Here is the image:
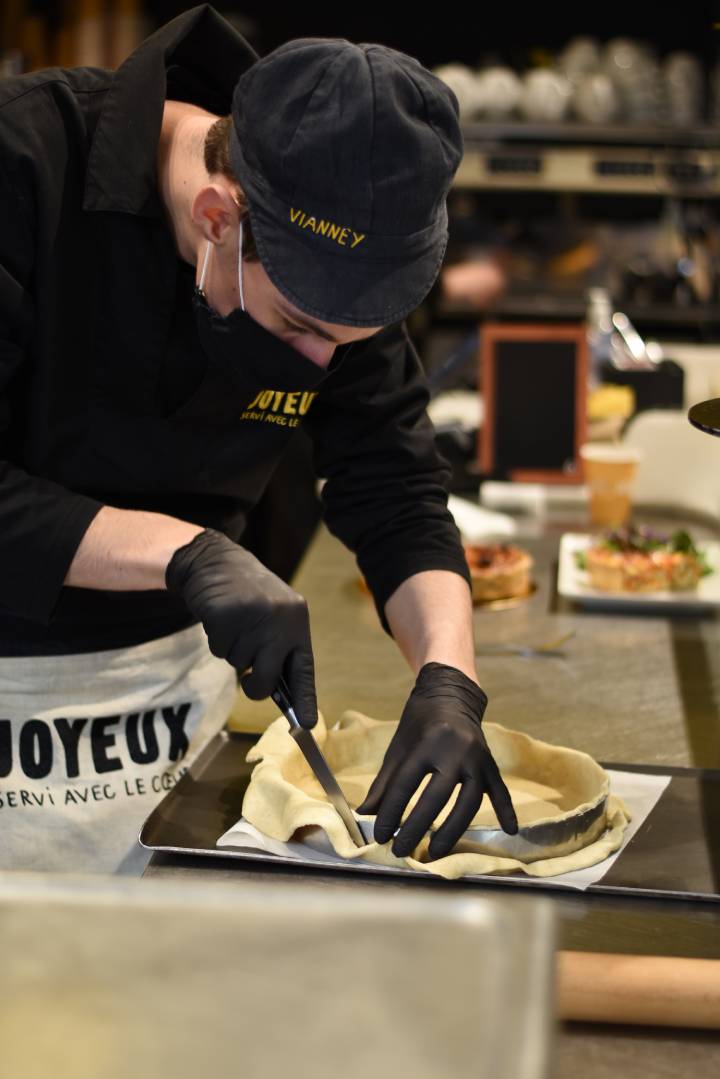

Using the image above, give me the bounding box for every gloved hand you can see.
[356,661,518,860]
[165,528,317,728]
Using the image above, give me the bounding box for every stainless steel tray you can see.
[0,873,555,1079]
[140,728,720,901]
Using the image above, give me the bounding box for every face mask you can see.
[191,218,336,396]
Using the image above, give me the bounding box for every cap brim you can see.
[244,192,448,329]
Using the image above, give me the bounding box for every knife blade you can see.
[271,677,367,849]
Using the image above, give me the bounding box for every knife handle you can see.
[271,681,302,731]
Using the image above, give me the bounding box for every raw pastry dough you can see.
[240,711,631,881]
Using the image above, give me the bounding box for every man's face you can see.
[241,254,386,368]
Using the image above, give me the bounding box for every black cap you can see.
[228,38,463,327]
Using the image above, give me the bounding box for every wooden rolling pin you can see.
[557,951,720,1029]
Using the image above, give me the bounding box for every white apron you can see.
[0,622,237,876]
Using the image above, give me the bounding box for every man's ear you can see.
[192,184,239,245]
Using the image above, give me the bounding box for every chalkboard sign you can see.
[478,322,588,483]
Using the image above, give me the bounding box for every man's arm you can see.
[384,569,477,684]
[65,507,320,727]
[65,505,204,590]
[0,161,106,623]
[308,321,517,857]
[305,320,472,635]
[359,568,519,858]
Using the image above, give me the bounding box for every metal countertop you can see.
[145,510,720,1077]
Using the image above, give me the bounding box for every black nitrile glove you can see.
[165,528,317,728]
[356,661,518,860]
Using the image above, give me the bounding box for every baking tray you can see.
[140,729,720,902]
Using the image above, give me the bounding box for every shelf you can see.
[460,120,720,149]
[434,296,720,329]
[454,123,720,196]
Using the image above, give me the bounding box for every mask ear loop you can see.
[197,198,244,306]
[198,240,212,295]
[237,216,246,312]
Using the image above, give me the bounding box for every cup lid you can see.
[579,442,643,463]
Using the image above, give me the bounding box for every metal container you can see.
[459,792,608,862]
[0,871,556,1079]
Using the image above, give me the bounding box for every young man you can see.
[0,4,516,874]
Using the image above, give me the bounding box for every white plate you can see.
[557,532,720,611]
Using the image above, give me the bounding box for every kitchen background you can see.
[4,2,720,516]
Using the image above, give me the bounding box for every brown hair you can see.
[204,115,259,262]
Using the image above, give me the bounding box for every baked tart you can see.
[464,543,534,602]
[576,525,711,593]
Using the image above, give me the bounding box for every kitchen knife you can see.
[271,676,367,848]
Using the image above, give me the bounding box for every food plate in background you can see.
[558,533,720,611]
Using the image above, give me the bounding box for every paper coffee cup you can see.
[579,443,644,527]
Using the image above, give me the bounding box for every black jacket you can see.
[0,4,469,654]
